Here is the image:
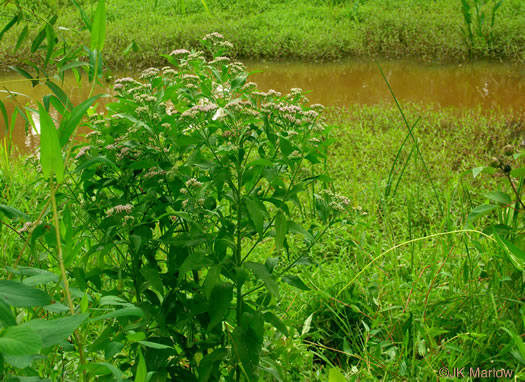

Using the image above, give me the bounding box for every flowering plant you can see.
[73,33,348,380]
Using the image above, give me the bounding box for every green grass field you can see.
[1,0,524,68]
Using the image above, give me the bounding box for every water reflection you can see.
[1,59,524,152]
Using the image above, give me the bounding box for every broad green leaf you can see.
[0,326,41,355]
[485,191,512,205]
[134,349,147,382]
[245,197,267,237]
[328,367,346,382]
[22,273,59,286]
[274,212,287,252]
[467,204,498,223]
[178,252,213,283]
[0,281,51,307]
[0,300,15,327]
[244,262,279,298]
[510,167,525,178]
[288,221,314,241]
[91,0,106,52]
[0,204,29,220]
[281,274,309,291]
[140,268,164,294]
[207,282,233,330]
[89,307,144,323]
[38,103,64,183]
[198,348,228,382]
[21,314,88,348]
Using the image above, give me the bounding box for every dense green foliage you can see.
[0,0,524,380]
[1,0,525,68]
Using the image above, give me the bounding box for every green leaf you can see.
[140,268,164,294]
[495,234,525,271]
[44,24,55,69]
[137,341,172,350]
[274,212,287,252]
[71,0,92,30]
[467,204,498,223]
[46,81,71,111]
[74,156,119,173]
[89,307,144,323]
[38,103,64,183]
[263,312,288,335]
[0,14,20,40]
[328,367,346,382]
[123,40,139,56]
[244,262,279,298]
[485,191,512,205]
[245,197,267,237]
[0,326,41,356]
[287,221,314,242]
[21,314,88,348]
[207,282,233,331]
[13,25,28,53]
[301,313,313,336]
[0,281,52,307]
[0,300,16,327]
[91,0,106,52]
[510,167,525,178]
[59,95,101,147]
[0,204,29,220]
[230,74,247,90]
[281,274,309,291]
[134,349,147,382]
[9,66,38,87]
[198,348,228,382]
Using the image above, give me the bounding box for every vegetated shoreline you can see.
[0,0,524,69]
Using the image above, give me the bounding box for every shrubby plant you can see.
[72,33,348,380]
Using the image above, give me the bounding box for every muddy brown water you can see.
[1,59,524,152]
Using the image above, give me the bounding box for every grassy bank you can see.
[1,0,525,69]
[2,103,524,379]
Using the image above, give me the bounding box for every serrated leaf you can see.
[263,312,288,335]
[0,326,41,355]
[0,281,51,307]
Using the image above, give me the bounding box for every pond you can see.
[1,59,525,152]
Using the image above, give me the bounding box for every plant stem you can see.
[50,181,88,382]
